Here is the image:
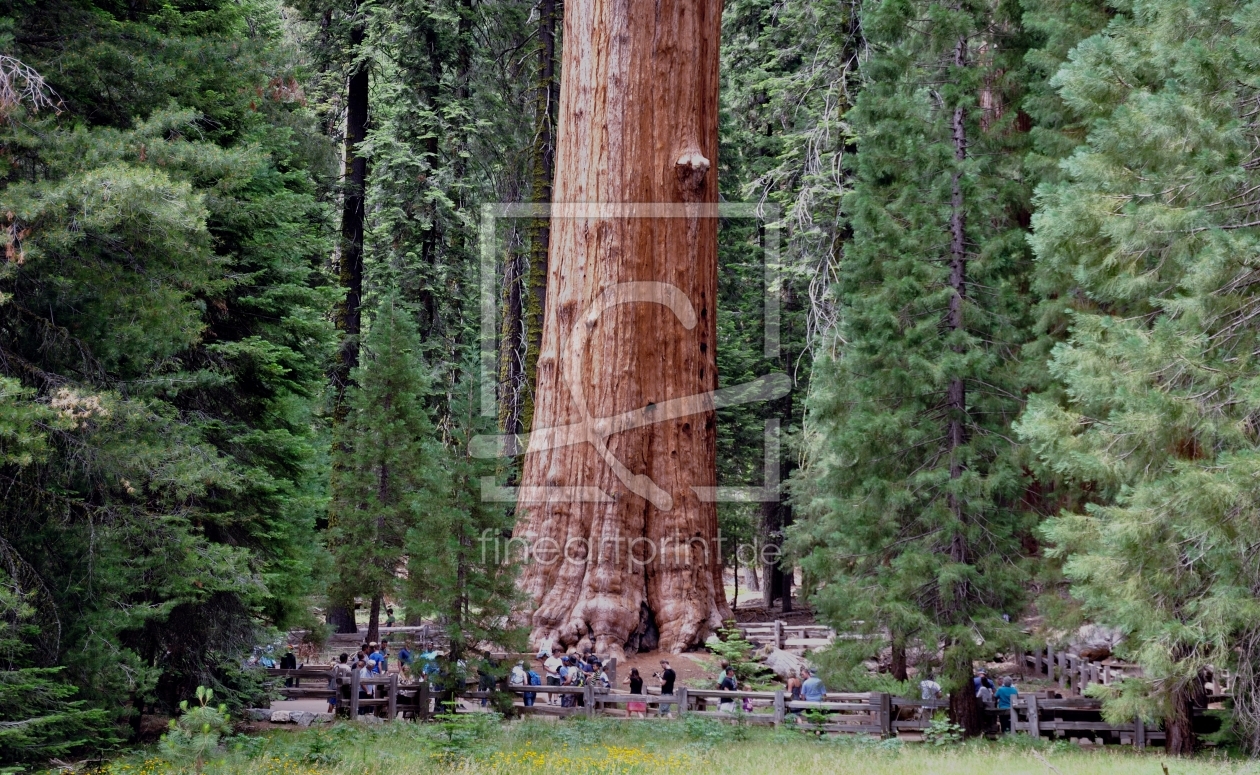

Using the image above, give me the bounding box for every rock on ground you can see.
[761,648,808,679]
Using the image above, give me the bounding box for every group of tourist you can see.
[323,639,401,714]
[531,648,616,708]
[919,668,1021,732]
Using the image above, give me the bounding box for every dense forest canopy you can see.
[1,0,1259,764]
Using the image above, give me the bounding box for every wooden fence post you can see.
[607,657,617,689]
[878,692,892,738]
[1135,716,1146,750]
[419,682,431,721]
[676,687,688,718]
[349,669,360,718]
[773,689,785,726]
[388,674,398,720]
[1057,652,1067,693]
[1027,695,1040,739]
[774,620,784,650]
[1009,704,1018,735]
[584,684,595,718]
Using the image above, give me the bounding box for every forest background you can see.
[2,0,1259,765]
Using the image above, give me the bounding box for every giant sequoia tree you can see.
[513,0,730,655]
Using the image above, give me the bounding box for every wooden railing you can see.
[265,666,1187,748]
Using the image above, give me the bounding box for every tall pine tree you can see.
[1016,0,1260,753]
[329,297,441,644]
[795,0,1038,733]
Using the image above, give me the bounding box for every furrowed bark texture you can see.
[514,0,729,657]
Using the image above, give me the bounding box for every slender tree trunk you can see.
[332,5,369,420]
[761,457,795,612]
[944,31,982,738]
[327,2,370,635]
[499,243,526,435]
[514,0,729,656]
[743,565,759,592]
[946,29,967,548]
[520,0,560,434]
[367,595,381,645]
[890,638,908,682]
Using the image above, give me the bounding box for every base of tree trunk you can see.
[948,656,982,737]
[326,604,358,635]
[1166,684,1196,755]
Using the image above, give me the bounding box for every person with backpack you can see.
[569,656,587,707]
[327,653,351,714]
[525,663,542,707]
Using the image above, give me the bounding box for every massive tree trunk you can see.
[513,0,729,657]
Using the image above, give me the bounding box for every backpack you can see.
[528,670,541,686]
[571,668,586,687]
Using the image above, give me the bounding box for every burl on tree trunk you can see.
[513,0,729,657]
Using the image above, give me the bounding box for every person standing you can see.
[280,645,297,687]
[718,667,738,713]
[397,642,412,678]
[525,663,540,707]
[918,672,943,723]
[544,650,563,705]
[973,669,995,696]
[327,653,351,714]
[657,660,677,718]
[624,668,647,718]
[357,659,373,714]
[378,641,391,673]
[509,661,527,709]
[996,677,1019,732]
[385,607,396,628]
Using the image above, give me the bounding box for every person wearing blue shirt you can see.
[995,677,1019,732]
[801,668,827,702]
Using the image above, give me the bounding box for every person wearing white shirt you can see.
[543,651,563,704]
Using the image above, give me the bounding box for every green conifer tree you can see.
[1015,0,1260,753]
[794,0,1038,733]
[329,297,441,643]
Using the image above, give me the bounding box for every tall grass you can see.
[100,715,1255,775]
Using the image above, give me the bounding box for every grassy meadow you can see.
[95,715,1260,775]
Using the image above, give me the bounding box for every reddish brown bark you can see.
[513,0,729,657]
